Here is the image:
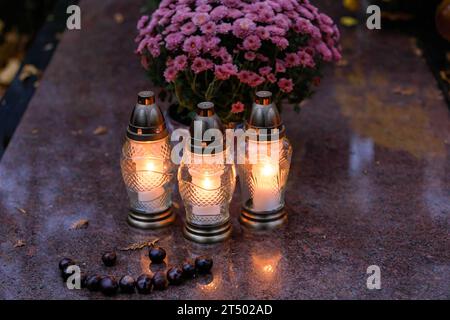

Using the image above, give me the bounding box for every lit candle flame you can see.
[262,264,274,274]
[145,161,156,171]
[261,162,276,177]
[202,177,213,189]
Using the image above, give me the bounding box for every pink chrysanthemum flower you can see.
[217,23,232,34]
[278,78,294,93]
[173,55,188,71]
[285,52,301,68]
[231,101,245,113]
[244,51,256,61]
[266,73,277,84]
[180,22,196,35]
[191,57,213,74]
[232,18,256,38]
[192,12,209,26]
[136,0,341,122]
[243,35,261,51]
[201,21,217,35]
[259,66,272,76]
[164,67,177,82]
[182,36,203,56]
[215,63,238,80]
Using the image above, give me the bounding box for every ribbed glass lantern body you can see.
[120,136,174,214]
[178,151,236,227]
[238,137,292,213]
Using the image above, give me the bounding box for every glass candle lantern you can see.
[178,102,236,243]
[238,91,292,229]
[120,91,175,229]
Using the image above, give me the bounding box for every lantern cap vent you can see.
[246,91,285,141]
[189,102,224,154]
[127,91,168,141]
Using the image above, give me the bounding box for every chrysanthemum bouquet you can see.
[136,0,341,124]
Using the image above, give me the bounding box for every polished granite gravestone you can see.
[0,0,449,299]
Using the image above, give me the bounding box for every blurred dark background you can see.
[377,0,449,84]
[344,0,449,105]
[0,0,72,159]
[0,0,56,33]
[0,0,56,97]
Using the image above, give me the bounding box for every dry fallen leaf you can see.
[119,238,159,251]
[340,16,358,27]
[336,58,349,67]
[0,58,21,85]
[440,70,450,84]
[93,126,108,135]
[19,64,41,82]
[70,219,89,230]
[441,70,447,80]
[408,38,423,57]
[343,0,360,12]
[114,13,124,24]
[393,86,415,96]
[413,47,423,57]
[14,240,26,248]
[16,207,27,214]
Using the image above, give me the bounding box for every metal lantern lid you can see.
[126,91,168,141]
[189,102,224,154]
[246,91,285,141]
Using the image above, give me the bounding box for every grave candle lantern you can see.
[120,91,175,228]
[178,102,236,243]
[238,91,292,229]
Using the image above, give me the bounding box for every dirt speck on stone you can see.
[13,240,26,248]
[71,129,83,136]
[43,43,54,51]
[114,13,124,24]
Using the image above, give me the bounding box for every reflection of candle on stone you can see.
[190,169,222,216]
[198,273,221,292]
[251,253,281,282]
[135,157,165,202]
[252,161,280,212]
